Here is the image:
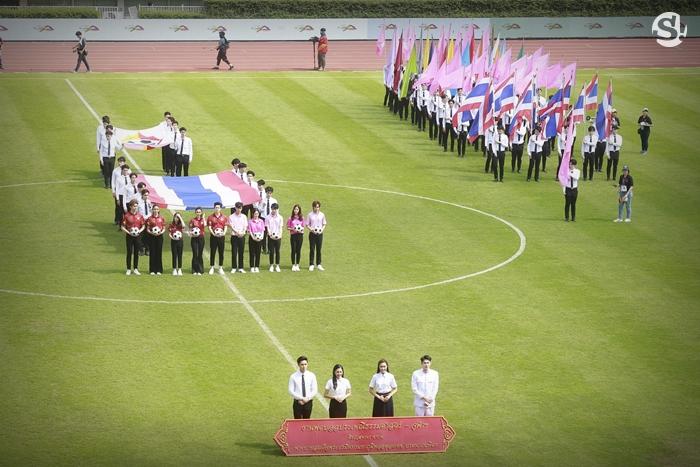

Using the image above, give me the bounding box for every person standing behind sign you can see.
[369,359,397,417]
[317,28,328,71]
[72,31,90,73]
[214,31,234,70]
[411,355,439,416]
[324,364,352,418]
[289,355,317,419]
[637,107,652,154]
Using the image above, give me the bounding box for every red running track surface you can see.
[2,38,700,72]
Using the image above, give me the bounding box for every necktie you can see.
[240,173,243,180]
[107,140,111,157]
[179,139,184,156]
[145,204,149,216]
[266,199,270,216]
[301,374,306,397]
[124,176,127,185]
[133,185,136,194]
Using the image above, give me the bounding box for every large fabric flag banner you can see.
[136,171,261,211]
[113,123,173,151]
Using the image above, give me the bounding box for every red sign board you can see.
[274,416,456,456]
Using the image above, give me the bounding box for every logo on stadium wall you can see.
[34,25,54,32]
[340,24,356,31]
[254,25,271,32]
[0,25,7,32]
[627,22,644,29]
[385,24,397,30]
[419,23,438,31]
[585,23,603,29]
[544,23,562,30]
[210,26,227,33]
[126,25,144,32]
[502,23,521,30]
[296,25,313,32]
[652,12,687,47]
[82,25,100,32]
[171,25,189,32]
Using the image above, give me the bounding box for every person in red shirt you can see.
[207,202,228,275]
[168,212,185,276]
[317,28,328,71]
[145,205,166,275]
[120,199,145,275]
[189,207,206,275]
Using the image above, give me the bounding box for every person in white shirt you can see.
[110,157,128,225]
[113,165,131,229]
[484,125,496,174]
[369,359,397,417]
[492,125,510,182]
[427,93,438,141]
[555,121,574,179]
[306,200,327,271]
[456,113,469,158]
[511,118,528,173]
[173,127,193,177]
[228,201,248,273]
[527,126,545,182]
[437,94,449,148]
[96,115,110,174]
[123,173,141,213]
[160,112,173,174]
[581,125,598,181]
[418,84,430,132]
[606,126,623,181]
[564,159,580,222]
[99,130,122,189]
[448,99,460,153]
[324,364,352,418]
[289,355,317,419]
[258,185,278,254]
[411,355,440,416]
[264,203,283,272]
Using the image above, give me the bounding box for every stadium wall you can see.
[1,16,698,41]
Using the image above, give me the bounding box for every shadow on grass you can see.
[234,441,282,457]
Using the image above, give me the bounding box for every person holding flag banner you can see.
[558,119,579,222]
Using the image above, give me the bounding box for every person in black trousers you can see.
[287,204,304,272]
[168,212,184,276]
[637,107,653,154]
[492,125,509,182]
[564,159,580,222]
[606,126,623,181]
[72,31,90,72]
[188,208,206,275]
[527,126,544,182]
[214,31,234,70]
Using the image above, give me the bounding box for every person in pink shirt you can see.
[287,204,305,272]
[247,208,265,273]
[305,200,327,271]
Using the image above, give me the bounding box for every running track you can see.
[2,38,700,72]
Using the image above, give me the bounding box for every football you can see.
[214,227,224,236]
[252,231,264,241]
[294,224,304,233]
[269,232,281,240]
[190,227,201,237]
[172,230,182,240]
[313,227,323,235]
[151,226,162,235]
[129,227,140,237]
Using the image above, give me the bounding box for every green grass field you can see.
[1,69,699,466]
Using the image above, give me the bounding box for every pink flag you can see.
[376,25,386,57]
[558,119,577,187]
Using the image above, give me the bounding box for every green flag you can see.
[517,40,525,59]
[400,45,418,99]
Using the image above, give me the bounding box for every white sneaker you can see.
[156,272,161,275]
[173,269,178,276]
[250,267,255,273]
[231,268,237,274]
[239,268,246,274]
[178,269,183,276]
[292,264,298,272]
[275,265,281,272]
[269,265,275,272]
[150,272,155,276]
[614,218,622,222]
[255,267,260,273]
[126,270,132,276]
[209,267,215,275]
[218,267,225,275]
[624,218,631,223]
[133,269,141,276]
[317,264,324,271]
[309,265,315,271]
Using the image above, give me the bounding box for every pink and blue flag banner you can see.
[585,74,599,111]
[114,123,173,151]
[136,171,261,211]
[558,120,577,187]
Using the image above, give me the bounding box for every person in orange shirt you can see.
[317,28,328,71]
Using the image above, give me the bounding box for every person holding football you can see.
[168,212,185,276]
[189,207,206,275]
[264,202,283,272]
[306,200,327,271]
[121,199,145,275]
[247,208,265,273]
[145,205,166,275]
[207,202,228,275]
[287,204,305,272]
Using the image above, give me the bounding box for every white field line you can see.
[65,78,378,467]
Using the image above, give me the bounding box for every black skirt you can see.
[372,394,394,417]
[329,399,347,418]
